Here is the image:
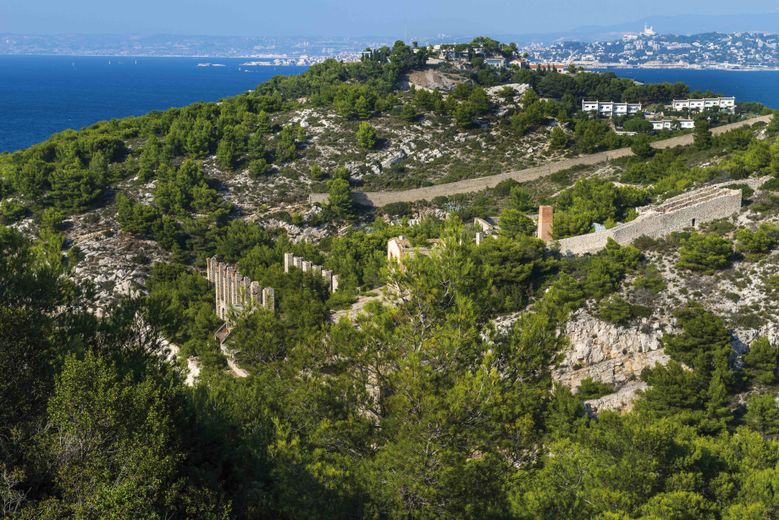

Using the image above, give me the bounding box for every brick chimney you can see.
[537,205,553,242]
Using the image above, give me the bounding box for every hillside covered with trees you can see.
[2,38,779,519]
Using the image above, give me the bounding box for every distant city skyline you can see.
[3,0,779,38]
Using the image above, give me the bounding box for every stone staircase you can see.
[214,322,232,345]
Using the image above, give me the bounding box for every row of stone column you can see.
[206,257,275,322]
[283,253,339,293]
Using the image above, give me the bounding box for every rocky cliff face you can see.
[554,309,670,400]
[551,180,779,414]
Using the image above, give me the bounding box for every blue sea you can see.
[596,68,779,109]
[0,55,308,152]
[2,58,779,153]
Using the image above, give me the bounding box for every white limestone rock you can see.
[584,381,649,415]
[381,149,407,169]
[554,309,670,393]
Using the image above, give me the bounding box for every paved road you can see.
[309,115,772,207]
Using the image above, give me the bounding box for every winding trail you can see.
[226,357,249,378]
[309,115,772,207]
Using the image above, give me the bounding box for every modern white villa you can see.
[671,97,736,113]
[651,119,695,130]
[484,57,508,68]
[581,100,643,117]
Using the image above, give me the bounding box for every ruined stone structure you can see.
[387,236,435,268]
[473,217,498,245]
[557,185,742,255]
[469,186,740,254]
[206,257,275,322]
[537,205,554,242]
[283,253,339,293]
[387,236,412,264]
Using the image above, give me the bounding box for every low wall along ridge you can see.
[556,186,742,255]
[309,115,770,207]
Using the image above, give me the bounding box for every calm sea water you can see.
[2,58,778,153]
[0,55,308,152]
[596,68,779,109]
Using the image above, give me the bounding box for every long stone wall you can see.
[557,186,742,255]
[206,257,275,322]
[283,253,339,293]
[309,115,771,207]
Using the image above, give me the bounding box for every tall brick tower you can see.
[537,205,553,242]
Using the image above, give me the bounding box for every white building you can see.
[532,63,568,73]
[582,100,643,117]
[672,97,736,113]
[387,236,436,268]
[484,57,507,68]
[651,119,695,131]
[387,236,412,264]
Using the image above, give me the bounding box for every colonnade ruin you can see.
[206,257,275,322]
[283,253,340,293]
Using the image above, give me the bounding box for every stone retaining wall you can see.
[309,147,632,207]
[557,186,742,255]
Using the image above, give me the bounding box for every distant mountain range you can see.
[502,12,779,44]
[0,33,391,60]
[2,13,779,67]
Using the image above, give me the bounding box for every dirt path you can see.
[309,115,772,207]
[165,341,201,387]
[186,357,201,386]
[226,357,249,378]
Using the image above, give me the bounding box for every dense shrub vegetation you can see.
[6,211,779,518]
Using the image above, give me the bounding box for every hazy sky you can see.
[3,0,779,37]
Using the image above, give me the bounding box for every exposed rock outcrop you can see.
[405,69,464,92]
[584,381,649,415]
[555,309,670,391]
[68,209,168,312]
[553,309,670,412]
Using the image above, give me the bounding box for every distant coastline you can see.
[0,53,358,66]
[585,63,779,72]
[3,54,777,70]
[5,30,779,69]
